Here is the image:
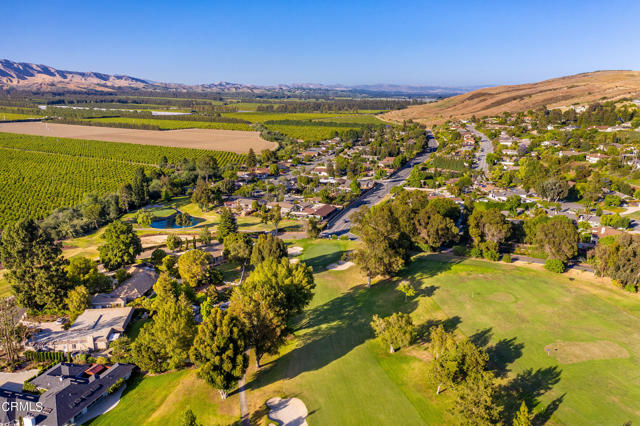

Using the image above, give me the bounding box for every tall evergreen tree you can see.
[0,219,70,310]
[216,208,238,243]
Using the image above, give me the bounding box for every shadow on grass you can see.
[470,328,525,378]
[499,366,563,424]
[248,254,462,391]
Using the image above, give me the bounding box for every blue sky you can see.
[1,0,639,87]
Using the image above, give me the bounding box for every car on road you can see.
[55,317,67,325]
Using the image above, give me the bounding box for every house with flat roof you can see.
[26,308,134,352]
[0,362,134,426]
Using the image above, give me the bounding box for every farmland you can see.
[84,117,253,131]
[0,112,39,121]
[0,122,276,153]
[0,133,243,227]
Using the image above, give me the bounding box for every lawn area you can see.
[243,246,640,424]
[88,369,240,426]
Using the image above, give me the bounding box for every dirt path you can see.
[238,374,250,426]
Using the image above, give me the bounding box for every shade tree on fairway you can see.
[223,232,253,283]
[453,370,501,425]
[370,312,416,353]
[352,204,409,287]
[189,308,248,399]
[397,281,416,301]
[98,220,143,271]
[0,219,70,310]
[250,234,287,266]
[590,233,640,292]
[513,401,532,426]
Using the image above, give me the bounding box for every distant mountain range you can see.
[0,59,469,97]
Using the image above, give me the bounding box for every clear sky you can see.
[1,0,639,87]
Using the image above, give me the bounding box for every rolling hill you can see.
[382,70,640,125]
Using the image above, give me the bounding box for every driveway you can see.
[0,369,39,392]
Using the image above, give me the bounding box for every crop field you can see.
[0,112,39,121]
[221,112,351,123]
[85,117,253,131]
[0,133,244,227]
[313,113,385,125]
[0,122,276,153]
[263,123,360,140]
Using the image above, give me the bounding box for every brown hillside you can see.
[382,71,640,126]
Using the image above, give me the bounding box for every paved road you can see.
[321,139,435,238]
[467,124,493,174]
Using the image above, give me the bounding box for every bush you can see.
[544,259,565,273]
[22,381,39,394]
[150,248,167,266]
[624,283,637,293]
[483,249,500,261]
[502,254,512,263]
[469,247,482,258]
[452,245,467,256]
[107,378,125,395]
[115,269,129,284]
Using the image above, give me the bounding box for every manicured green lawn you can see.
[0,271,11,297]
[88,370,239,426]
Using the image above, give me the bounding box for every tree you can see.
[132,167,149,207]
[136,209,154,227]
[198,226,212,246]
[513,401,532,426]
[414,206,458,249]
[66,257,111,293]
[189,308,249,399]
[0,219,70,310]
[245,258,315,320]
[397,281,416,301]
[132,293,196,372]
[82,203,105,229]
[306,217,321,238]
[468,208,511,252]
[150,248,167,266]
[350,178,362,196]
[535,177,569,202]
[352,204,409,287]
[269,205,282,235]
[175,212,192,227]
[229,279,287,369]
[166,234,182,251]
[118,183,135,212]
[453,371,500,425]
[98,221,142,271]
[66,286,91,314]
[246,148,257,168]
[177,249,213,288]
[217,208,238,243]
[370,313,416,353]
[196,155,219,182]
[591,233,640,289]
[534,215,578,262]
[180,409,201,426]
[161,255,179,277]
[0,298,28,364]
[191,180,222,212]
[224,233,253,283]
[250,234,287,266]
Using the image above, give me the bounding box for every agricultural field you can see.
[99,241,640,425]
[221,112,351,123]
[262,123,361,141]
[0,133,244,227]
[0,122,275,153]
[0,112,40,121]
[84,117,253,131]
[313,113,386,125]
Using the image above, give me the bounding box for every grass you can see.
[0,271,11,297]
[0,112,39,121]
[87,370,239,426]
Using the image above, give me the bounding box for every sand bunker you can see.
[544,341,629,364]
[0,121,277,153]
[266,397,308,426]
[287,246,304,256]
[327,261,354,271]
